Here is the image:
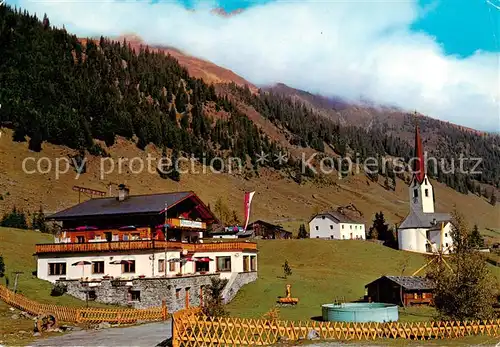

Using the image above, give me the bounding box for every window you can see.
[92,261,104,274]
[446,243,449,248]
[342,225,344,229]
[158,259,165,272]
[445,233,448,237]
[122,261,135,273]
[350,225,352,229]
[250,256,257,271]
[425,189,429,197]
[330,235,334,239]
[176,288,181,299]
[322,216,325,219]
[342,235,345,239]
[413,189,418,198]
[123,234,129,241]
[48,263,66,276]
[76,236,85,243]
[330,225,333,230]
[195,261,209,273]
[131,233,140,240]
[425,178,428,185]
[130,290,140,302]
[315,226,318,230]
[243,256,249,272]
[169,261,176,272]
[88,290,97,301]
[216,256,231,272]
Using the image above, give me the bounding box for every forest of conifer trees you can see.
[1,4,499,195]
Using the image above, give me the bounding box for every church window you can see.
[424,178,428,185]
[425,189,429,197]
[330,225,333,230]
[446,243,449,248]
[315,226,319,230]
[413,189,418,198]
[445,233,448,237]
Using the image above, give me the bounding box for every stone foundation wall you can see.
[222,271,258,304]
[58,274,219,312]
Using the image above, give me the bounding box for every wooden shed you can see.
[365,276,435,306]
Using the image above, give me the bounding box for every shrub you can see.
[50,283,67,297]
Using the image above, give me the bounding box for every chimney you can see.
[118,184,129,201]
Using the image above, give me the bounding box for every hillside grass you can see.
[227,239,432,321]
[0,227,108,345]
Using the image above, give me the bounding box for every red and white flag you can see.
[243,191,255,231]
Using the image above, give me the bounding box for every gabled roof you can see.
[247,220,289,231]
[398,211,451,229]
[47,191,216,221]
[309,211,361,224]
[365,276,435,290]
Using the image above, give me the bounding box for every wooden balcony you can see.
[35,240,257,254]
[166,218,206,230]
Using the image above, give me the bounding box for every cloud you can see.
[13,0,500,131]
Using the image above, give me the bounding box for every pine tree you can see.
[168,150,181,182]
[490,193,497,206]
[297,224,308,239]
[0,254,5,279]
[32,206,48,232]
[282,260,292,279]
[468,224,484,248]
[427,211,496,320]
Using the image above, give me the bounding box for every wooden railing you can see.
[172,308,500,346]
[35,240,257,254]
[0,284,167,324]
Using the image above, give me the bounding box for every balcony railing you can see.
[35,240,257,254]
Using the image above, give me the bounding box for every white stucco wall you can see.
[398,228,428,253]
[338,223,366,240]
[309,216,365,240]
[37,250,258,283]
[409,175,435,214]
[309,215,340,239]
[398,224,453,254]
[428,223,453,254]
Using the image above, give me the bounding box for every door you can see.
[105,232,112,242]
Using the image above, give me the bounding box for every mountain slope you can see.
[0,5,499,237]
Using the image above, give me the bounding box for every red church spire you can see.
[412,117,425,184]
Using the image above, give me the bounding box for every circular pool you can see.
[321,303,398,323]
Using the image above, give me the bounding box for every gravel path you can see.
[27,320,172,347]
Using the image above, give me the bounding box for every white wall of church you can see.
[398,228,429,253]
[428,223,454,254]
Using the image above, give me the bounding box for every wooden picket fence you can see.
[0,284,168,324]
[172,308,500,346]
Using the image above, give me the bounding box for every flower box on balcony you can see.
[199,271,207,275]
[138,275,146,279]
[175,273,183,277]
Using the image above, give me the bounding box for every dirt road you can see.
[28,320,172,347]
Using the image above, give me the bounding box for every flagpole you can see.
[167,203,168,277]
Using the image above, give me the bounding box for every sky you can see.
[6,0,500,131]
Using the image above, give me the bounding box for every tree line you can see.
[0,6,289,181]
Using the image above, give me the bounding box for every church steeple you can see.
[409,114,435,214]
[412,116,425,184]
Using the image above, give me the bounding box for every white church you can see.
[397,124,454,254]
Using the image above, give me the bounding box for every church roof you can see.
[412,123,426,184]
[398,211,451,229]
